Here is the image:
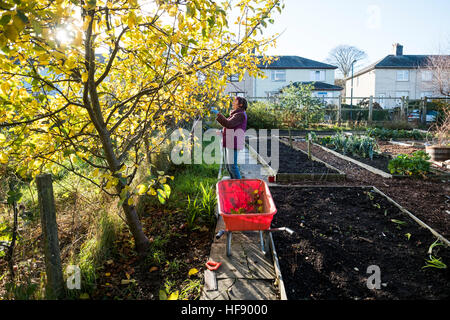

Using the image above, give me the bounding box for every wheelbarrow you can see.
[215,178,294,256]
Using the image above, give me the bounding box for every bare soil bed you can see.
[377,141,422,156]
[264,138,339,175]
[291,140,450,240]
[270,186,450,300]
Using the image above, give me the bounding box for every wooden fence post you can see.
[337,96,342,126]
[36,174,65,300]
[421,97,427,125]
[368,96,373,124]
[401,97,409,121]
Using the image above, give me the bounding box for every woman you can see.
[214,97,248,179]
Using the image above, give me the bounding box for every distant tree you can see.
[327,45,367,78]
[277,83,324,146]
[427,55,450,97]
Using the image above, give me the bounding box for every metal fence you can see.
[247,96,449,127]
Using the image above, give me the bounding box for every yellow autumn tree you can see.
[0,0,283,255]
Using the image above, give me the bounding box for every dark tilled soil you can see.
[314,141,392,173]
[270,186,450,300]
[291,140,450,240]
[259,138,339,174]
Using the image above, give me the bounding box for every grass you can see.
[69,211,123,297]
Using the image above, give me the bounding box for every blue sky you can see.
[264,0,450,74]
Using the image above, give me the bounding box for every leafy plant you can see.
[316,132,378,160]
[159,280,179,300]
[388,150,431,176]
[423,240,447,269]
[185,182,217,231]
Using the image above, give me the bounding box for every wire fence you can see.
[247,95,449,126]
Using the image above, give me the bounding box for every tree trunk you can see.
[83,12,150,257]
[121,202,150,256]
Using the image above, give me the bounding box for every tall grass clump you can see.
[71,211,122,296]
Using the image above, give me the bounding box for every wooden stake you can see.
[36,174,65,300]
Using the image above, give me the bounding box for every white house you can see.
[224,55,342,99]
[345,44,449,108]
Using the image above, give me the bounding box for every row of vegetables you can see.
[310,132,431,177]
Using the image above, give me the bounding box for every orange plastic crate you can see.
[216,179,277,231]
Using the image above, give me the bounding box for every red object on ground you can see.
[205,260,222,271]
[216,179,277,231]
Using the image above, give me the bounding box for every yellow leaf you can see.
[81,72,88,82]
[12,15,25,33]
[137,184,147,195]
[4,25,18,42]
[0,153,8,164]
[149,266,158,272]
[1,82,10,94]
[147,187,157,196]
[105,272,111,277]
[188,268,198,276]
[127,197,134,206]
[79,293,90,299]
[167,291,179,300]
[73,31,83,47]
[127,13,136,29]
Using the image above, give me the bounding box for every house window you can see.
[421,71,432,82]
[229,74,240,82]
[266,91,279,97]
[395,91,409,98]
[271,70,286,82]
[230,92,245,97]
[396,70,409,81]
[310,70,325,81]
[420,91,433,98]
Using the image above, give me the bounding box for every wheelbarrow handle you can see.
[268,227,294,235]
[216,230,225,239]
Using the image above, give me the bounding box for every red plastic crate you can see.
[216,179,277,231]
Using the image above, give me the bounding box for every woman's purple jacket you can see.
[216,108,247,150]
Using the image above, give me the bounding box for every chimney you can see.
[393,43,403,56]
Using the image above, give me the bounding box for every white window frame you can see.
[378,93,386,108]
[396,70,409,82]
[271,70,286,82]
[310,70,325,81]
[229,74,240,82]
[421,70,432,82]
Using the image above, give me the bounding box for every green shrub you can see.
[388,150,431,176]
[366,128,428,141]
[246,101,281,129]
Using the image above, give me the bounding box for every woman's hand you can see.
[210,107,219,115]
